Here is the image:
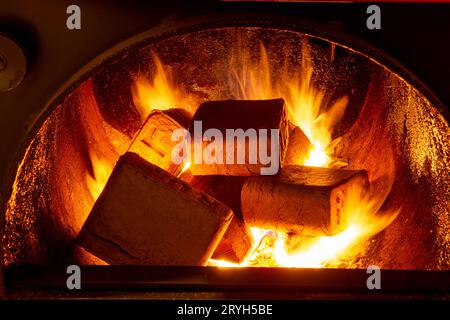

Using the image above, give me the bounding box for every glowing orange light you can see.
[209,42,399,268]
[177,160,191,178]
[228,42,348,168]
[210,183,400,268]
[86,150,113,201]
[132,52,196,119]
[128,45,400,269]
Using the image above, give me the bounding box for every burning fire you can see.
[115,41,399,268]
[132,52,196,119]
[210,183,400,268]
[177,160,191,179]
[228,42,347,168]
[217,41,398,267]
[86,150,113,201]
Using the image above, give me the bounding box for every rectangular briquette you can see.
[77,152,233,265]
[188,99,289,176]
[128,109,192,176]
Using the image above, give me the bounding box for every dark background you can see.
[1,1,450,107]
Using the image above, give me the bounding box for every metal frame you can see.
[6,266,450,299]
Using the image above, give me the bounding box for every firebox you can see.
[0,1,449,299]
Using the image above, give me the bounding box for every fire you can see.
[209,41,399,268]
[177,160,191,179]
[270,184,399,268]
[228,42,347,167]
[132,44,346,168]
[132,52,196,119]
[180,160,191,175]
[210,183,400,268]
[87,53,196,201]
[125,43,399,269]
[303,142,328,167]
[86,150,113,201]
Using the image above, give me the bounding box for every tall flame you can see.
[132,52,195,119]
[228,42,347,167]
[209,41,400,268]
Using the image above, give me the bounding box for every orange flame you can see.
[228,42,347,167]
[132,52,195,119]
[209,41,399,268]
[127,44,400,269]
[180,160,191,174]
[210,183,400,268]
[86,150,113,201]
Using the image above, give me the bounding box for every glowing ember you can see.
[210,183,400,268]
[303,143,329,167]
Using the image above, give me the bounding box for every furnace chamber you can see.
[2,17,449,274]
